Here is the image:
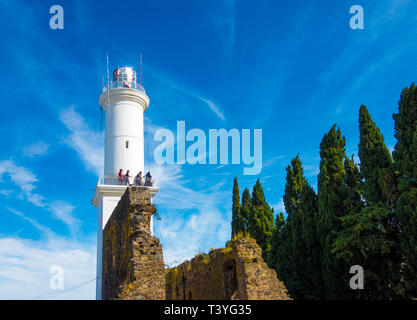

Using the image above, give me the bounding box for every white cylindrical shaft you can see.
[104,99,144,176]
[99,88,150,179]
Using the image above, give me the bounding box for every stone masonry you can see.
[101,187,165,300]
[102,187,290,300]
[166,236,291,300]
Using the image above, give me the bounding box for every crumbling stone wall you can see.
[166,236,291,300]
[101,188,288,300]
[101,187,165,300]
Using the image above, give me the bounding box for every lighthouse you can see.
[92,64,159,300]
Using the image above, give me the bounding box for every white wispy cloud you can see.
[7,207,56,239]
[0,236,96,299]
[0,189,13,197]
[22,142,49,158]
[0,160,45,207]
[198,97,226,122]
[48,201,80,235]
[171,84,226,122]
[0,160,79,233]
[263,154,287,169]
[303,164,320,177]
[270,198,286,215]
[59,106,104,176]
[147,66,226,122]
[210,0,236,54]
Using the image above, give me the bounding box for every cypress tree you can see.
[275,156,323,299]
[266,212,285,269]
[299,184,323,299]
[343,156,364,216]
[282,156,308,298]
[317,124,353,299]
[231,177,243,237]
[275,216,293,295]
[358,105,393,204]
[341,106,403,298]
[334,152,403,299]
[248,179,275,258]
[241,188,251,233]
[332,106,407,299]
[393,83,417,294]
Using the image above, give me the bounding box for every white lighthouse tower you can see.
[92,63,159,300]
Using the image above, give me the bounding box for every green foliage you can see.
[393,83,417,179]
[241,188,251,230]
[332,205,405,299]
[343,156,364,215]
[266,212,285,269]
[248,179,275,258]
[227,231,252,248]
[299,184,324,299]
[393,83,417,293]
[226,85,417,299]
[275,156,323,299]
[228,187,252,248]
[274,217,293,295]
[317,124,355,299]
[358,105,393,204]
[283,156,307,215]
[231,177,244,238]
[333,106,406,299]
[281,156,308,298]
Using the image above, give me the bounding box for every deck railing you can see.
[98,175,156,187]
[102,81,146,94]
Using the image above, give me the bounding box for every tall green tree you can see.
[282,156,308,298]
[275,216,293,295]
[274,156,323,299]
[358,105,393,204]
[231,177,243,237]
[266,212,285,269]
[393,83,417,294]
[343,156,364,216]
[241,188,251,233]
[299,184,323,299]
[248,179,274,258]
[317,124,354,299]
[334,106,405,299]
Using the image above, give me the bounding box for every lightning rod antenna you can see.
[106,53,110,103]
[100,76,104,134]
[139,53,143,87]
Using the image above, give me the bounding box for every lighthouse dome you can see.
[113,66,136,83]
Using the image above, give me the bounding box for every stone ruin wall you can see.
[101,187,165,300]
[101,187,290,300]
[165,236,291,300]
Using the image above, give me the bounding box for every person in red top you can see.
[118,169,123,185]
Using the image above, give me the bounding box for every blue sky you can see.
[1,0,417,299]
